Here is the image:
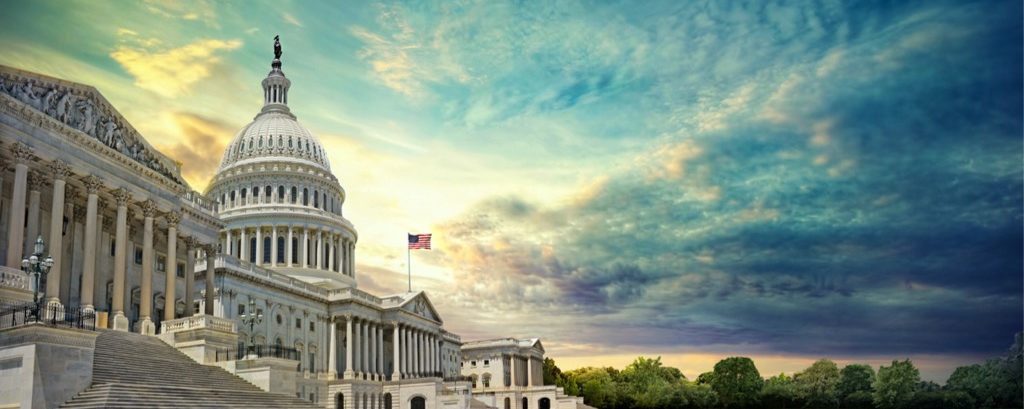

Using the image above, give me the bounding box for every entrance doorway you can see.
[411,396,425,409]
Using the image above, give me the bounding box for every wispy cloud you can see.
[110,33,242,97]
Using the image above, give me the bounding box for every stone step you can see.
[60,330,318,409]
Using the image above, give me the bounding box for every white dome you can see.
[219,111,331,171]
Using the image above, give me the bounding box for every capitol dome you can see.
[206,38,357,289]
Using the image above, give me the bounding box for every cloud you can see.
[110,36,242,97]
[155,112,235,190]
[283,13,303,27]
[422,0,1023,361]
[142,0,219,28]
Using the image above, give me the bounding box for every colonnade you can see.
[326,316,444,380]
[2,142,219,334]
[507,355,542,388]
[221,225,354,277]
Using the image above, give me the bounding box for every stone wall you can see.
[0,324,98,409]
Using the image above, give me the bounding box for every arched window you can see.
[303,188,309,206]
[471,374,478,389]
[249,237,257,262]
[277,236,286,263]
[291,187,297,203]
[313,190,319,208]
[240,188,247,199]
[278,186,285,200]
[539,398,550,409]
[258,136,263,147]
[263,237,271,263]
[411,397,425,409]
[322,193,327,210]
[384,394,392,409]
[504,398,511,409]
[482,373,491,388]
[265,186,272,200]
[335,393,344,409]
[288,136,293,148]
[522,398,528,409]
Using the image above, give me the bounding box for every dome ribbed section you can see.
[218,111,330,171]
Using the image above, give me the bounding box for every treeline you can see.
[543,332,1022,409]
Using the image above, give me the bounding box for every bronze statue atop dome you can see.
[273,35,282,60]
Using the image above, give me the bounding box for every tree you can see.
[837,364,875,402]
[710,357,763,408]
[618,357,687,409]
[760,373,801,409]
[795,359,841,408]
[872,359,919,409]
[543,357,562,386]
[566,367,618,409]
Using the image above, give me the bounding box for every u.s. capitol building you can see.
[0,39,589,409]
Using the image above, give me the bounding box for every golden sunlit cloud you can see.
[155,112,235,190]
[110,36,242,97]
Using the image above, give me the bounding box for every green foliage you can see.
[710,357,763,409]
[945,332,1024,409]
[841,391,875,409]
[682,383,719,409]
[872,359,919,409]
[760,373,801,409]
[619,357,688,409]
[939,391,975,409]
[795,359,840,408]
[837,364,875,400]
[543,357,562,386]
[696,372,715,385]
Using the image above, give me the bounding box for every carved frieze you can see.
[0,70,182,184]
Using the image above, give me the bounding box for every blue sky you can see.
[3,0,1021,381]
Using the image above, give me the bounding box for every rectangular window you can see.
[295,318,302,329]
[110,241,116,256]
[156,255,166,272]
[309,321,315,331]
[134,246,143,264]
[238,304,245,316]
[176,262,185,278]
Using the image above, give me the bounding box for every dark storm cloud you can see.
[436,0,1022,357]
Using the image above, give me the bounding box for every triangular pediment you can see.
[399,291,442,323]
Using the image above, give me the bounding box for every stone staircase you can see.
[60,330,320,408]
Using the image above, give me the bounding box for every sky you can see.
[2,0,1021,382]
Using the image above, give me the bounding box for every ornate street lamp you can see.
[21,236,54,320]
[240,298,263,357]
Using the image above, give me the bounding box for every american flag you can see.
[408,233,431,250]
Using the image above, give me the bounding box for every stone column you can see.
[315,230,323,270]
[328,317,337,377]
[392,323,401,380]
[239,228,247,263]
[413,329,420,377]
[139,200,157,335]
[184,238,197,316]
[377,324,384,380]
[344,315,354,379]
[5,143,32,268]
[368,322,376,380]
[111,188,131,330]
[406,328,413,378]
[349,241,355,276]
[361,319,369,378]
[271,227,278,267]
[204,245,216,315]
[45,161,70,306]
[301,228,309,268]
[286,227,293,267]
[78,176,102,314]
[225,229,232,258]
[528,356,534,386]
[328,234,335,273]
[510,354,517,388]
[24,172,45,259]
[429,334,436,376]
[163,211,180,321]
[254,227,262,266]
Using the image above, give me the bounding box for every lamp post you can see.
[21,235,54,320]
[239,298,263,358]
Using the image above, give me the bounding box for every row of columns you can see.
[222,226,354,277]
[3,143,218,334]
[507,355,540,387]
[325,316,444,381]
[218,184,339,216]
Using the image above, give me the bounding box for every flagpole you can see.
[407,237,411,292]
